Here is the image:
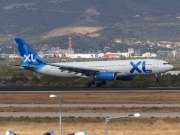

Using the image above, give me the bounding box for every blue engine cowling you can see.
[116,76,134,81]
[95,72,115,81]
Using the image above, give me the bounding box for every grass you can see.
[0,91,180,134]
[0,117,180,135]
[0,91,180,104]
[0,107,180,113]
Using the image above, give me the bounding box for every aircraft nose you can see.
[169,64,174,70]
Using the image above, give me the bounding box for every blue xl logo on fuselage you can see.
[130,61,152,73]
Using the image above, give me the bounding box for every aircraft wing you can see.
[48,63,107,76]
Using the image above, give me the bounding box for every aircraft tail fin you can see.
[15,38,47,66]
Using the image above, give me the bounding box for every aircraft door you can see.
[153,61,158,68]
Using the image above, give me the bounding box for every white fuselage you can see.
[36,59,174,78]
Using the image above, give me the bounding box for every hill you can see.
[42,27,103,38]
[0,0,180,37]
[0,0,180,54]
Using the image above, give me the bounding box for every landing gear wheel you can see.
[101,81,106,85]
[85,83,91,87]
[96,83,101,87]
[90,81,95,85]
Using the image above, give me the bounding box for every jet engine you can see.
[95,72,115,81]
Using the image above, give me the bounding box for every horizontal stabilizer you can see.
[22,65,35,71]
[14,65,35,71]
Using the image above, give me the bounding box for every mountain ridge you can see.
[0,0,180,37]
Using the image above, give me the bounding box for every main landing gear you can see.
[85,81,106,87]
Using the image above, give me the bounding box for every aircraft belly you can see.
[116,72,127,77]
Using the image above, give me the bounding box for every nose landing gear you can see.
[155,74,158,82]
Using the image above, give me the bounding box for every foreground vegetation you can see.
[0,117,180,135]
[1,107,180,113]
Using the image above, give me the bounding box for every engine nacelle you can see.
[95,72,115,81]
[116,76,134,81]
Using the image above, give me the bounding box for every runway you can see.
[0,104,180,107]
[0,104,180,118]
[0,87,180,118]
[1,86,180,91]
[0,112,179,118]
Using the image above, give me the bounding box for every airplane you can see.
[15,38,174,87]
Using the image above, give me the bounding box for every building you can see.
[142,52,157,57]
[9,54,20,58]
[65,53,95,59]
[157,50,173,57]
[162,71,180,76]
[104,52,130,58]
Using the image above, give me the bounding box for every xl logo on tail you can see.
[24,54,36,62]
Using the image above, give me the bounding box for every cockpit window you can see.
[163,63,169,65]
